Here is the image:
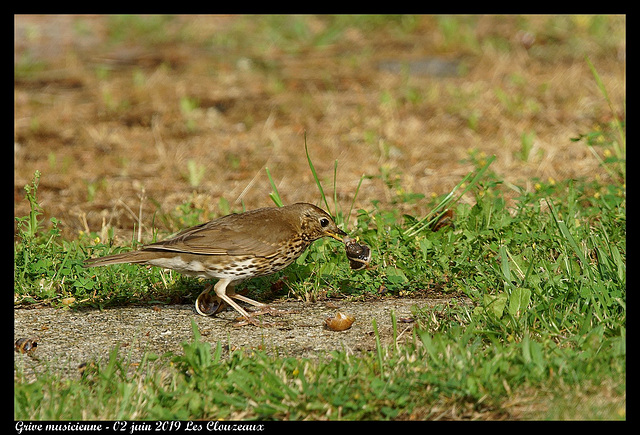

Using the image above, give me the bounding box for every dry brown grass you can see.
[15,15,625,242]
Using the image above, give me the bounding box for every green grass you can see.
[15,133,625,419]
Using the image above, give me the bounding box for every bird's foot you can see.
[230,306,296,327]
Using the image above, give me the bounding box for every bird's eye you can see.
[319,218,330,228]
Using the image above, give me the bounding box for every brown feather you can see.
[84,203,344,268]
[141,206,301,257]
[83,250,162,267]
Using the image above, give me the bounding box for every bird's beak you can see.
[328,228,347,242]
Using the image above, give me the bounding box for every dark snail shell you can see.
[195,292,228,316]
[15,338,38,354]
[344,237,372,270]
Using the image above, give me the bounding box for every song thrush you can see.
[84,203,347,325]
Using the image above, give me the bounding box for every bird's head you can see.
[294,203,347,243]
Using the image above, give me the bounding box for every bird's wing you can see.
[142,209,297,257]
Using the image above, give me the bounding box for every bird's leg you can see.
[195,281,268,326]
[211,278,252,319]
[227,290,267,308]
[196,280,238,316]
[196,280,283,326]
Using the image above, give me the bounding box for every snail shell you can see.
[344,237,372,270]
[325,312,355,331]
[15,338,38,354]
[431,209,455,231]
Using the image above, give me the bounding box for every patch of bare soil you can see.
[14,296,471,380]
[15,16,625,243]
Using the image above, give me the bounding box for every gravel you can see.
[14,296,470,381]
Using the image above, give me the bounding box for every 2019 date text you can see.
[15,421,266,434]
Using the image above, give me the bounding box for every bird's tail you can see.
[83,250,155,268]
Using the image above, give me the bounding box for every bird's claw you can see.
[231,306,296,327]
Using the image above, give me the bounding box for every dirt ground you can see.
[14,295,470,381]
[15,16,625,239]
[14,16,625,375]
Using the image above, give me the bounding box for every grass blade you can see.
[404,155,495,237]
[303,132,330,213]
[499,245,512,288]
[372,318,384,377]
[585,56,625,156]
[546,199,590,275]
[346,174,365,229]
[265,167,283,207]
[333,159,339,218]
